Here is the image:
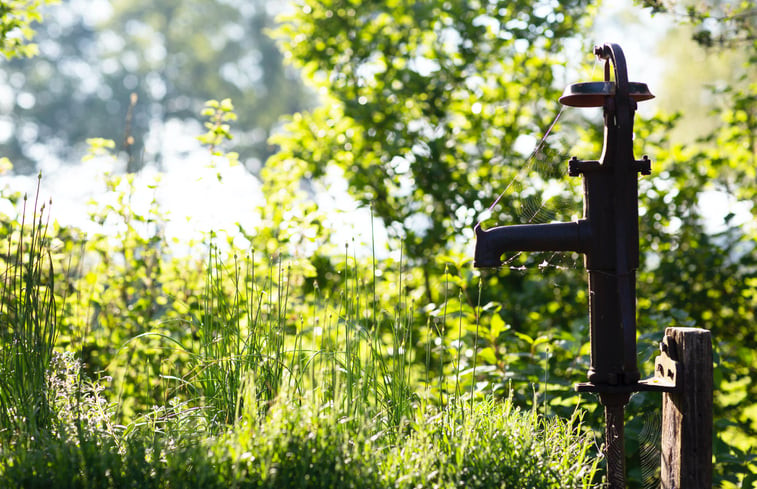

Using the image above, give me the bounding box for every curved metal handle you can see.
[595,43,630,98]
[595,42,641,384]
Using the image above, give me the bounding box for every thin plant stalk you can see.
[470,277,483,415]
[454,287,463,404]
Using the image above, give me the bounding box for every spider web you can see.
[638,408,662,489]
[475,57,607,274]
[477,105,587,273]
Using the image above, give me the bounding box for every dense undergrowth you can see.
[0,168,601,487]
[4,369,599,488]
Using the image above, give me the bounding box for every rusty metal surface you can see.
[604,401,627,489]
[559,81,655,107]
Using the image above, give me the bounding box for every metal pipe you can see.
[603,398,628,489]
[473,220,590,268]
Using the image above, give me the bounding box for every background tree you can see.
[0,0,54,175]
[638,0,756,48]
[0,0,54,59]
[0,0,309,173]
[635,0,756,143]
[273,0,596,299]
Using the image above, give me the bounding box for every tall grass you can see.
[194,245,288,425]
[153,238,428,436]
[0,180,57,439]
[0,193,601,487]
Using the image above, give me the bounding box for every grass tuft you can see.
[0,181,58,440]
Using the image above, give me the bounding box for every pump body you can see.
[474,43,654,388]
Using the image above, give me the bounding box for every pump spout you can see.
[473,221,590,268]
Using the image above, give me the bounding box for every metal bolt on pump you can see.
[474,43,673,488]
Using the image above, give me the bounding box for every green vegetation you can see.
[0,0,309,173]
[0,171,600,487]
[1,0,756,487]
[0,183,57,438]
[0,1,55,58]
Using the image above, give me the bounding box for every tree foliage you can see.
[637,0,757,49]
[0,0,309,173]
[0,0,54,58]
[273,0,595,274]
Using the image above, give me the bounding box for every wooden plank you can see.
[661,327,713,489]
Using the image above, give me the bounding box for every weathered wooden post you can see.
[660,327,713,488]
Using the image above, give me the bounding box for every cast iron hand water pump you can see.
[474,43,664,487]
